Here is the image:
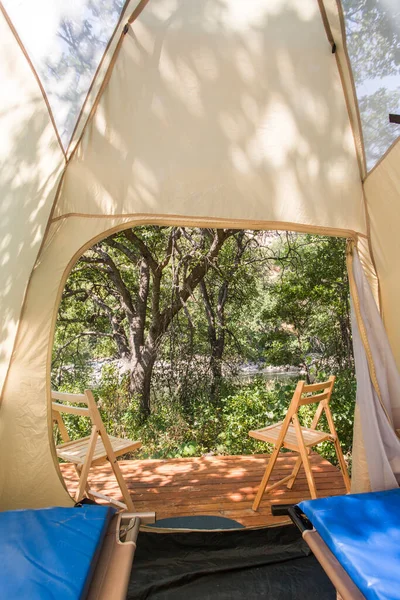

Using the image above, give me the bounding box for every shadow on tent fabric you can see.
[127,524,335,600]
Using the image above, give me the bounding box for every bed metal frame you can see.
[87,511,155,600]
[271,504,365,600]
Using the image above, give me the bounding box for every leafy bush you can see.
[53,369,355,472]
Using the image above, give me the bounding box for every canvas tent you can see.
[0,0,399,510]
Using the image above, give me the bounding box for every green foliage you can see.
[54,371,355,469]
[342,0,400,84]
[214,372,355,466]
[259,235,352,376]
[317,370,356,466]
[52,229,356,472]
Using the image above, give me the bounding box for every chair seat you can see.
[249,422,333,452]
[56,435,142,466]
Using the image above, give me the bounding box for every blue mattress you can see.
[0,505,115,600]
[299,489,400,600]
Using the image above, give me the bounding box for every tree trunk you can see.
[129,348,157,420]
[72,227,236,421]
[200,280,228,403]
[210,337,224,403]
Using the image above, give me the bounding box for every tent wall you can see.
[0,0,377,509]
[0,8,65,399]
[322,0,366,179]
[0,216,144,509]
[364,139,400,373]
[55,0,366,234]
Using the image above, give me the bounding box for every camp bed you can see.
[277,489,400,600]
[0,504,155,600]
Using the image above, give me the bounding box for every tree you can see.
[53,229,355,461]
[259,234,352,380]
[342,0,400,82]
[342,0,400,167]
[54,226,235,419]
[199,231,259,401]
[44,0,125,143]
[358,88,400,166]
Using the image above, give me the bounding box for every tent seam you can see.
[333,0,367,180]
[66,0,132,158]
[332,1,381,310]
[364,135,400,183]
[49,212,365,239]
[67,34,126,164]
[0,2,69,404]
[67,0,150,165]
[317,0,336,49]
[0,3,67,161]
[334,48,382,310]
[317,3,379,304]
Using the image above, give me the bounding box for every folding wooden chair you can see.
[52,389,141,511]
[249,376,351,511]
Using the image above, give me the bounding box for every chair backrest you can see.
[52,390,90,416]
[52,390,105,443]
[286,376,336,427]
[299,376,335,406]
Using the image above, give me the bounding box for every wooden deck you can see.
[60,452,347,528]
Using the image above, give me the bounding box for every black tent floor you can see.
[127,524,335,600]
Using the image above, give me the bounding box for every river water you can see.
[236,370,300,384]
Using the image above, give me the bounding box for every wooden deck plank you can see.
[59,452,347,528]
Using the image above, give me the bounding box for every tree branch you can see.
[124,230,159,273]
[159,229,235,334]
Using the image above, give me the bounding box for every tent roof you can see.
[2,0,399,170]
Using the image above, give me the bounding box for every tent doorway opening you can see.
[52,225,355,527]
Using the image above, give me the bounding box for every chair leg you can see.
[75,426,98,502]
[286,454,303,490]
[324,405,351,493]
[252,445,282,511]
[97,427,135,512]
[109,457,135,512]
[292,415,317,499]
[75,465,94,499]
[333,438,351,493]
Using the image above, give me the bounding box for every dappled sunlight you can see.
[60,452,347,527]
[0,14,64,396]
[2,0,126,147]
[0,0,396,514]
[56,0,365,237]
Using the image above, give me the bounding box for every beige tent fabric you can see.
[349,247,400,489]
[55,0,366,237]
[350,236,377,493]
[0,9,64,399]
[0,0,381,509]
[352,142,400,492]
[351,405,370,493]
[0,214,361,510]
[322,0,367,180]
[356,235,380,307]
[66,0,144,159]
[0,216,145,509]
[364,139,400,371]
